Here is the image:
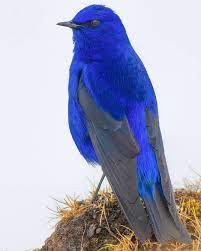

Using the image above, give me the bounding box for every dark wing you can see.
[78,79,153,241]
[145,109,191,243]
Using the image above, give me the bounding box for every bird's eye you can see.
[90,20,100,27]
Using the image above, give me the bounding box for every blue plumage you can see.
[69,5,159,198]
[59,4,191,243]
[68,60,98,163]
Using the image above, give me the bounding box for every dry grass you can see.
[41,178,201,251]
[102,189,201,251]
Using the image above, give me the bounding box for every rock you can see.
[96,228,102,234]
[87,224,96,238]
[92,211,97,219]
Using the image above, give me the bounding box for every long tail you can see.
[136,146,191,243]
[143,183,191,243]
[128,105,191,244]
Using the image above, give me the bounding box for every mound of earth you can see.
[39,188,201,251]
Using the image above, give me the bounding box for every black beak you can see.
[57,21,81,29]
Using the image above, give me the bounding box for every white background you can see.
[0,1,200,250]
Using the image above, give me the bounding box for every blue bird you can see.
[58,5,191,243]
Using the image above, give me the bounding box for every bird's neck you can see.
[74,38,132,62]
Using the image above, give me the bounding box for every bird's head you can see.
[58,5,130,60]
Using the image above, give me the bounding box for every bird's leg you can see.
[92,173,106,203]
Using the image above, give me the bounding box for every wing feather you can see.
[78,79,153,241]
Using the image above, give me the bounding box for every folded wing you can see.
[78,79,153,241]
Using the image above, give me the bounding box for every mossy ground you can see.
[40,179,201,251]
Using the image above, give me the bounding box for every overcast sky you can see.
[0,0,201,250]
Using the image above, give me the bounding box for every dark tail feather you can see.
[144,185,191,244]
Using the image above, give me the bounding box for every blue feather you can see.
[69,5,160,198]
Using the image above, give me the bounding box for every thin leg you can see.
[92,173,106,203]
